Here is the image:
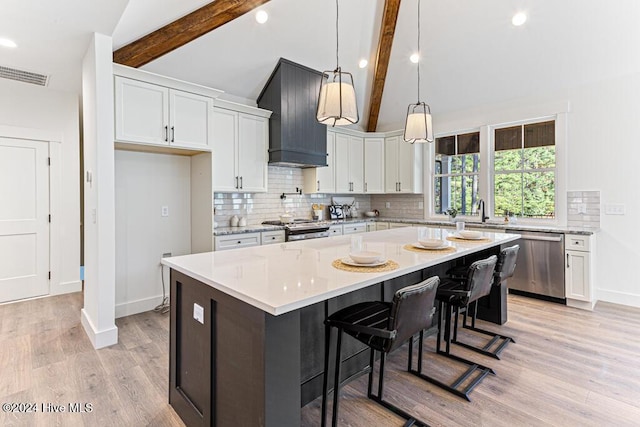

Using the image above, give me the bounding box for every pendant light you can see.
[403,0,433,143]
[316,0,359,126]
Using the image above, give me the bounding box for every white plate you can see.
[453,233,484,240]
[341,257,387,267]
[412,242,450,250]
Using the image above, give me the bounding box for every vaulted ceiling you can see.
[3,1,640,132]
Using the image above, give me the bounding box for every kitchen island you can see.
[161,227,520,427]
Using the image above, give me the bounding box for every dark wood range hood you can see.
[257,58,328,168]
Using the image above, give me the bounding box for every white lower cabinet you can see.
[389,222,412,229]
[376,222,390,231]
[328,225,343,236]
[261,230,285,245]
[214,232,261,251]
[343,222,367,234]
[565,234,596,310]
[366,223,376,232]
[214,230,286,251]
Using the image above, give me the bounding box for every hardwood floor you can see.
[1,292,640,426]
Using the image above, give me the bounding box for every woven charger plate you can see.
[403,244,457,254]
[332,259,399,273]
[446,235,491,243]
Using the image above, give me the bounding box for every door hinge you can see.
[48,271,51,280]
[48,214,51,223]
[47,157,51,166]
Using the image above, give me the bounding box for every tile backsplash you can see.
[567,190,600,229]
[370,194,425,219]
[214,167,371,226]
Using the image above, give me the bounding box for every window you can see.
[434,131,480,216]
[493,120,556,218]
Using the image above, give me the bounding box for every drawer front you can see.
[329,225,343,236]
[343,223,366,234]
[261,231,285,245]
[389,222,411,229]
[215,232,261,251]
[376,222,389,231]
[566,234,590,252]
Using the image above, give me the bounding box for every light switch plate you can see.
[385,202,391,208]
[161,206,169,217]
[193,303,204,324]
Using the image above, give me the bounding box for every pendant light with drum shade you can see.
[316,0,359,126]
[403,0,433,143]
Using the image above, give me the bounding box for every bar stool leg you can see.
[367,348,375,397]
[332,328,343,427]
[321,324,331,427]
[378,352,386,400]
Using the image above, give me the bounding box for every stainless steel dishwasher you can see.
[508,231,565,300]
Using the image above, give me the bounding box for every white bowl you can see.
[418,238,444,248]
[458,230,482,239]
[349,251,383,264]
[364,211,377,217]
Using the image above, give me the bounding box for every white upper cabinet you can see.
[169,90,212,149]
[114,76,213,150]
[335,133,364,193]
[303,130,335,193]
[212,104,270,193]
[364,137,385,193]
[385,135,423,193]
[115,77,169,146]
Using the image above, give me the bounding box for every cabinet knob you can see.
[237,241,242,244]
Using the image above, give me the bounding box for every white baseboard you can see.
[81,308,118,349]
[115,294,166,319]
[596,289,640,309]
[566,298,596,311]
[51,280,82,295]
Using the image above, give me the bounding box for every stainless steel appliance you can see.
[262,219,330,241]
[508,232,565,300]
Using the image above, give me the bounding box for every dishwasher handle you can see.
[519,234,563,242]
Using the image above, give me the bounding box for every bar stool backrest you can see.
[466,255,498,304]
[495,244,520,284]
[386,276,439,353]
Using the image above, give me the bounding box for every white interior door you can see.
[0,138,49,303]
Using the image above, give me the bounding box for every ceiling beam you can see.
[113,0,271,68]
[366,0,401,132]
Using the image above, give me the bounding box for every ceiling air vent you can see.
[0,65,49,86]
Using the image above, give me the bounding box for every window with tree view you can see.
[434,132,480,216]
[494,120,555,219]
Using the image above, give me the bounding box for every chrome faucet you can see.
[478,199,489,223]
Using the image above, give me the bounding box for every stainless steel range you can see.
[262,219,330,241]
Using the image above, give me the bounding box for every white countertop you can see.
[162,227,520,316]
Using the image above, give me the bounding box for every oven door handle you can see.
[518,234,563,242]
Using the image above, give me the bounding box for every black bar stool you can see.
[447,245,519,359]
[321,276,439,427]
[410,255,498,401]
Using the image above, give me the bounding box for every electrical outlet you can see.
[385,202,391,209]
[577,203,587,214]
[604,204,625,215]
[161,206,169,217]
[193,303,204,324]
[162,252,172,258]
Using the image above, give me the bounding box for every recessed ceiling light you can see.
[409,53,420,64]
[512,12,527,26]
[358,59,368,68]
[256,10,268,24]
[0,38,17,49]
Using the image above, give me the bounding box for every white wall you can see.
[431,71,640,308]
[115,150,191,318]
[0,78,81,295]
[81,33,118,348]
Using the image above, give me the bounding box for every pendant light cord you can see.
[417,0,421,103]
[336,0,340,70]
